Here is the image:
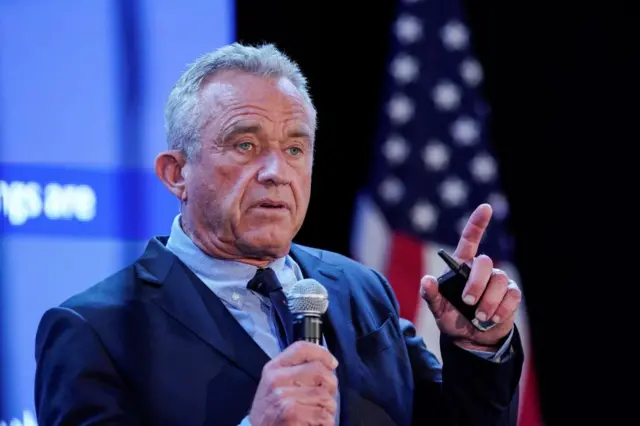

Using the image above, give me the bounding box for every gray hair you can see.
[164,42,315,160]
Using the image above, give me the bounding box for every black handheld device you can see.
[436,249,496,331]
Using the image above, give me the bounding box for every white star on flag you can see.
[383,135,410,164]
[460,58,483,86]
[387,93,415,124]
[395,14,422,44]
[450,116,479,145]
[439,177,468,206]
[470,153,497,182]
[422,141,450,171]
[410,201,438,231]
[390,54,420,84]
[432,80,461,111]
[487,192,510,220]
[440,20,469,50]
[378,176,405,204]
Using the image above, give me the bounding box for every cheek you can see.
[192,163,246,210]
[186,170,207,200]
[293,171,312,210]
[222,167,256,209]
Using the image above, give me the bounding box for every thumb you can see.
[420,275,445,313]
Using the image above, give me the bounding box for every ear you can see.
[154,150,188,201]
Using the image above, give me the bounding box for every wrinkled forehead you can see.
[198,70,316,128]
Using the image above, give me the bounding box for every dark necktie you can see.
[247,268,293,350]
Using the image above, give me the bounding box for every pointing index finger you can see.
[453,204,493,262]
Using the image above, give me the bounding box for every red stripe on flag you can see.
[518,357,544,426]
[386,231,423,321]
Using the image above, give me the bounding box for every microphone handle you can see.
[292,313,322,344]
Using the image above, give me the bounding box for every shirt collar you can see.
[165,214,294,307]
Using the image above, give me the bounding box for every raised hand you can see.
[419,204,521,350]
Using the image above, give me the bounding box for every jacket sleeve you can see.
[34,306,142,426]
[371,268,524,426]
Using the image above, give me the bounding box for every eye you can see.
[236,141,254,151]
[287,146,303,156]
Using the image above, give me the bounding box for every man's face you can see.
[183,71,315,260]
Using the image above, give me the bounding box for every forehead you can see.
[198,70,314,122]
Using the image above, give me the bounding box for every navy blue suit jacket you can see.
[34,237,524,426]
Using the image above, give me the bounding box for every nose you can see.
[256,150,290,186]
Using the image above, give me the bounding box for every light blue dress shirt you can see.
[165,214,512,425]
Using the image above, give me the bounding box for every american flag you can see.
[349,0,543,424]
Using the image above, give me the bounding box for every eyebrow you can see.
[222,124,263,141]
[287,128,312,139]
[222,123,312,142]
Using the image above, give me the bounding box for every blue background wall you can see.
[0,1,233,422]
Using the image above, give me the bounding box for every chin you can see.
[237,229,293,258]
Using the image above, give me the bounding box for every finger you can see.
[280,396,336,425]
[305,406,336,425]
[277,386,337,414]
[300,387,338,415]
[462,254,493,305]
[489,279,522,324]
[274,341,338,370]
[474,268,509,322]
[452,204,492,262]
[280,361,338,394]
[420,275,445,313]
[309,407,336,426]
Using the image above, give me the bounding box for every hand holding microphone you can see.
[249,279,336,426]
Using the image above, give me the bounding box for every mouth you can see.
[254,200,289,210]
[258,203,286,209]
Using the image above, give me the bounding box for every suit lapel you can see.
[134,237,362,413]
[289,244,360,425]
[135,237,270,383]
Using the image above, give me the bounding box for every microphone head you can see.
[287,279,329,316]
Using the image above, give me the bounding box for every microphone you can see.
[287,279,329,345]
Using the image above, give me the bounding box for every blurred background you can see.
[1,0,635,425]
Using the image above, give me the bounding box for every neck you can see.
[179,214,275,268]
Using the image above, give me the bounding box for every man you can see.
[34,43,524,426]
